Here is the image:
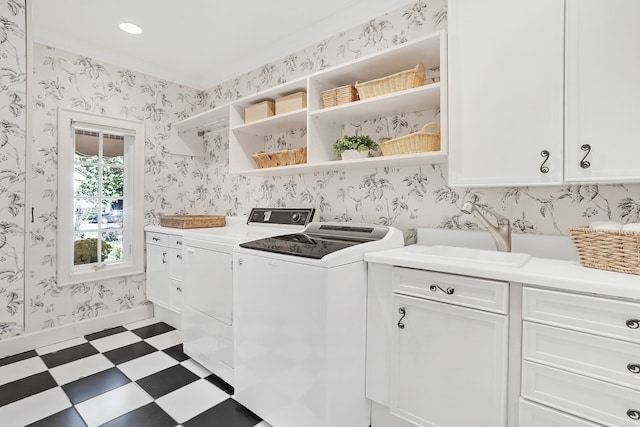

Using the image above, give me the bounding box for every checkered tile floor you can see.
[0,318,271,427]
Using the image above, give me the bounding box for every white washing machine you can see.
[233,222,404,427]
[181,208,314,387]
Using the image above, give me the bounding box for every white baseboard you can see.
[152,304,182,330]
[0,305,153,359]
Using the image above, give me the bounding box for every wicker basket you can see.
[160,215,226,229]
[569,226,640,275]
[379,122,441,156]
[355,63,427,99]
[251,147,307,168]
[321,85,359,108]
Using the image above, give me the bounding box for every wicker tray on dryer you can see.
[159,215,226,229]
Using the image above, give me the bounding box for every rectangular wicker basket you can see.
[379,122,441,156]
[245,100,275,123]
[355,63,426,99]
[569,226,640,275]
[159,215,226,229]
[251,147,307,169]
[321,85,359,108]
[275,91,307,115]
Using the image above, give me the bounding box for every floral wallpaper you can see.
[1,0,639,342]
[25,43,211,338]
[0,0,26,339]
[192,0,640,244]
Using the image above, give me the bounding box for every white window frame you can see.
[57,108,145,285]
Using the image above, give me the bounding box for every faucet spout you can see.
[461,201,511,252]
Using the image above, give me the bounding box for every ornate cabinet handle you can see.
[176,240,182,245]
[628,363,640,374]
[176,254,182,260]
[162,252,167,264]
[627,409,640,420]
[626,319,640,329]
[580,144,591,169]
[152,237,160,241]
[539,150,550,174]
[397,307,406,329]
[430,285,455,295]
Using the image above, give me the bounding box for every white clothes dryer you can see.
[181,208,314,387]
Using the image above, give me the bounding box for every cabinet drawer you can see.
[519,399,600,427]
[522,360,640,426]
[392,267,508,314]
[168,235,183,249]
[169,248,184,280]
[146,232,168,246]
[523,321,640,391]
[523,287,640,343]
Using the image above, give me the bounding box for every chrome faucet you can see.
[461,201,511,252]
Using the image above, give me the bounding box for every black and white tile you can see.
[0,319,269,427]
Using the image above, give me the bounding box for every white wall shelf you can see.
[174,30,448,175]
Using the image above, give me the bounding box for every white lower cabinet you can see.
[390,294,509,427]
[145,229,184,325]
[519,399,600,427]
[522,286,640,426]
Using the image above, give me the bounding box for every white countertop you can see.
[365,244,640,301]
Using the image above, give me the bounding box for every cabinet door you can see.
[448,0,564,187]
[390,294,508,427]
[565,0,640,183]
[146,243,169,306]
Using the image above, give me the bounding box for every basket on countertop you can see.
[252,147,307,168]
[159,215,226,229]
[321,85,359,108]
[569,226,640,275]
[379,122,441,156]
[355,63,427,99]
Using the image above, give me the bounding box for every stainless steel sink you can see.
[408,245,532,267]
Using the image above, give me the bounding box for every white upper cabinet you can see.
[448,0,565,187]
[564,0,640,183]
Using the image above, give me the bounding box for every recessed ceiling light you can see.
[119,22,142,35]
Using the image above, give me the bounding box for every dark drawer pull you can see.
[430,285,454,295]
[628,364,640,374]
[627,409,640,420]
[626,319,640,329]
[176,240,182,245]
[152,237,160,242]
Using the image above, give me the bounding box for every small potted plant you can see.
[333,135,378,160]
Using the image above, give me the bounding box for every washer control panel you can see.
[247,208,315,226]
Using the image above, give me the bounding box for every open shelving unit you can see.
[173,30,447,175]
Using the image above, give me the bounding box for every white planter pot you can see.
[341,149,369,160]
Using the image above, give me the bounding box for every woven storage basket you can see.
[275,91,307,115]
[569,226,640,275]
[321,85,359,108]
[160,215,226,229]
[355,63,427,99]
[251,147,307,169]
[379,122,441,156]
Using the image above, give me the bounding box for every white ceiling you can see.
[32,0,413,90]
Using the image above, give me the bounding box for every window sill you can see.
[58,262,143,286]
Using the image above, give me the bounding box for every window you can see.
[57,108,145,285]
